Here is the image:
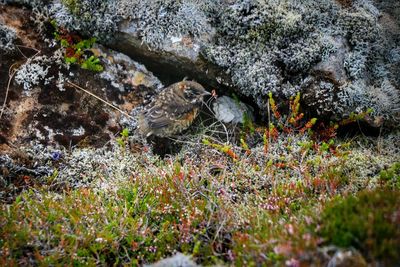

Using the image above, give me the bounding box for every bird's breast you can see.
[181,108,198,126]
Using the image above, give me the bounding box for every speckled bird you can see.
[138,81,210,137]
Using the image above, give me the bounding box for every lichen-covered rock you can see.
[327,249,367,267]
[205,0,399,125]
[4,0,400,127]
[43,0,399,126]
[49,1,121,40]
[0,6,162,152]
[312,36,349,85]
[145,253,199,267]
[95,46,163,92]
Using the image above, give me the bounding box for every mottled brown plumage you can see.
[138,81,210,137]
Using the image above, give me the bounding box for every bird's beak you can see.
[202,91,211,96]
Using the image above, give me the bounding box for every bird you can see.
[138,80,210,137]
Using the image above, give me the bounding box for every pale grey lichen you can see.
[14,46,66,91]
[56,71,66,91]
[31,6,52,35]
[342,131,400,189]
[0,23,16,53]
[15,57,51,91]
[50,1,123,41]
[15,142,156,192]
[337,79,400,121]
[127,0,214,49]
[344,51,368,80]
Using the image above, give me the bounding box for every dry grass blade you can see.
[66,81,135,120]
[0,63,19,120]
[1,46,41,120]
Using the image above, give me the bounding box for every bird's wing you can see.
[144,100,195,129]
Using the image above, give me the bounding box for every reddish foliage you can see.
[313,122,338,142]
[65,47,75,58]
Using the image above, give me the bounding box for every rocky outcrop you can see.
[3,0,400,129]
[0,5,162,153]
[3,0,400,127]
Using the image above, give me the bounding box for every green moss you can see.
[321,189,400,262]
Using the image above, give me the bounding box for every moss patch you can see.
[321,189,400,263]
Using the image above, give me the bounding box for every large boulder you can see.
[4,0,400,127]
[0,4,162,151]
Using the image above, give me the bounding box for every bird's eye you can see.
[184,89,196,99]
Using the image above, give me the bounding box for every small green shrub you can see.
[379,162,400,189]
[51,20,103,72]
[320,189,400,262]
[116,128,129,149]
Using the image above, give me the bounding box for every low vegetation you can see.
[52,20,103,72]
[321,189,400,264]
[1,93,399,266]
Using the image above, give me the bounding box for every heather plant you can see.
[379,162,400,189]
[116,128,130,149]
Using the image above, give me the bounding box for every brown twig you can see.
[15,45,41,59]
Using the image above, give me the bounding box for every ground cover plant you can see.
[1,92,399,266]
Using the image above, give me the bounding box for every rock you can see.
[301,246,368,267]
[312,36,349,85]
[0,154,53,203]
[107,31,232,90]
[327,249,367,267]
[302,36,350,119]
[94,45,163,92]
[0,6,162,151]
[145,253,199,267]
[45,0,399,127]
[303,33,400,127]
[212,96,253,124]
[4,1,400,128]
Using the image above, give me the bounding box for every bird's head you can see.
[178,81,210,104]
